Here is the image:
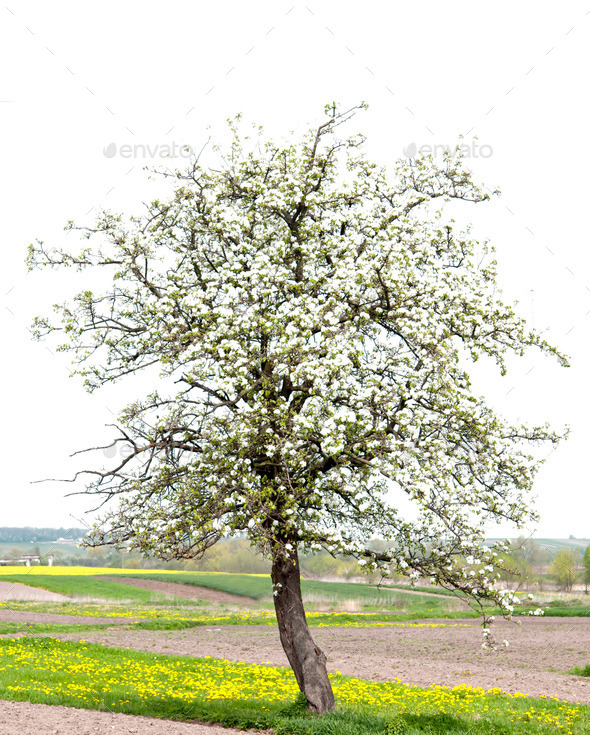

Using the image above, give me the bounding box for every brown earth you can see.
[0,580,68,602]
[0,700,270,735]
[98,577,258,606]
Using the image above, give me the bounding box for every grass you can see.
[0,599,211,622]
[130,611,478,631]
[567,665,590,677]
[0,621,113,635]
[0,598,482,628]
[0,637,585,734]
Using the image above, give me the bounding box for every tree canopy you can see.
[29,104,567,711]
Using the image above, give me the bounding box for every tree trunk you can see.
[271,546,335,713]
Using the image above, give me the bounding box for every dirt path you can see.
[0,580,68,602]
[98,577,258,606]
[56,617,590,706]
[0,700,269,735]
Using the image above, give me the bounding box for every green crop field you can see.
[127,570,271,598]
[125,571,459,610]
[2,567,586,617]
[0,567,463,613]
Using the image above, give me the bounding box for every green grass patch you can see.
[0,622,114,635]
[131,610,480,631]
[568,665,590,677]
[543,599,588,608]
[0,599,198,621]
[0,599,481,628]
[0,637,584,734]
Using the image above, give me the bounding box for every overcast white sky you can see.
[1,2,589,539]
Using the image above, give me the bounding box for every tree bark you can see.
[271,546,335,713]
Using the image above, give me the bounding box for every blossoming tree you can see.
[28,104,566,713]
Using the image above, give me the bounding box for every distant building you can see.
[0,554,54,566]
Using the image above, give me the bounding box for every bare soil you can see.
[98,577,258,606]
[0,580,68,602]
[0,700,270,735]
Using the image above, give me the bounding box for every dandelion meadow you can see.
[0,637,585,734]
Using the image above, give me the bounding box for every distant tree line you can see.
[3,529,590,592]
[0,527,86,543]
[0,534,378,579]
[497,537,590,593]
